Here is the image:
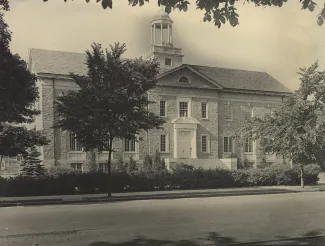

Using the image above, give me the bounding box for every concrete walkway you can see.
[0,184,324,207]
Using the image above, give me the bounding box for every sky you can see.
[3,0,325,91]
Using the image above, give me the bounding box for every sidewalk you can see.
[0,184,324,207]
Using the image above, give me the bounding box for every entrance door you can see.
[178,130,191,158]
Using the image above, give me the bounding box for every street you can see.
[0,192,325,245]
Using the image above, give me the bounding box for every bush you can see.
[0,164,321,197]
[292,164,321,185]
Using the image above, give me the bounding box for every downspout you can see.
[52,78,57,166]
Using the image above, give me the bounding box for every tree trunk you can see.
[107,137,113,197]
[300,164,304,188]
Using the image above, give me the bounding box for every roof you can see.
[28,48,87,76]
[186,64,292,94]
[151,10,173,23]
[28,48,292,94]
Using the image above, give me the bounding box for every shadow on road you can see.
[89,230,325,246]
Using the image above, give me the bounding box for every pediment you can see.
[171,117,200,124]
[156,65,223,90]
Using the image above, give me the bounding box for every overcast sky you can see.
[4,0,325,91]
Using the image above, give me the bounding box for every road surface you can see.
[0,192,325,245]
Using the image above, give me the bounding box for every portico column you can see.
[160,23,163,44]
[174,127,178,158]
[167,24,170,43]
[192,129,197,158]
[153,24,156,44]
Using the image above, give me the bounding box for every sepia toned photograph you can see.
[1,0,325,245]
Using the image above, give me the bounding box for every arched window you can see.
[178,76,190,84]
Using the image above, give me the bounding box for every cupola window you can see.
[165,58,172,66]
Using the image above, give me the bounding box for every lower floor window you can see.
[223,136,233,153]
[99,163,108,173]
[71,163,82,170]
[244,138,253,153]
[124,138,136,152]
[160,134,167,152]
[201,135,208,153]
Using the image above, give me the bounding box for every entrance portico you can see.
[172,117,200,159]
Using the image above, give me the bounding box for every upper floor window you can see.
[100,135,110,152]
[178,76,189,84]
[224,104,233,121]
[244,138,253,153]
[124,138,136,152]
[159,100,166,117]
[69,133,83,151]
[201,102,207,119]
[165,58,172,66]
[179,102,188,117]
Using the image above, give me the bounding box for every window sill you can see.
[224,119,233,122]
[124,151,137,154]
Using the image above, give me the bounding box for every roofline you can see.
[157,64,224,90]
[222,88,293,96]
[156,84,220,91]
[36,72,293,96]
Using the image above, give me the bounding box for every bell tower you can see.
[144,10,183,73]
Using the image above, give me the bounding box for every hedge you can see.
[0,164,320,197]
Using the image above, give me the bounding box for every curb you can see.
[0,188,323,208]
[0,189,304,208]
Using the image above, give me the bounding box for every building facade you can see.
[27,11,293,171]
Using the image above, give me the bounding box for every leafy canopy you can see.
[0,1,49,158]
[41,0,325,28]
[238,61,325,167]
[55,42,165,153]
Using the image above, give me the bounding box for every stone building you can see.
[27,12,293,171]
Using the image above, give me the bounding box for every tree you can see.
[152,149,164,173]
[142,153,153,173]
[0,2,49,162]
[54,42,165,196]
[20,146,46,177]
[42,0,325,28]
[237,61,325,188]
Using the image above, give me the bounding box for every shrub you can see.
[0,164,320,197]
[171,163,195,172]
[292,164,321,185]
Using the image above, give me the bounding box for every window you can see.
[99,163,108,173]
[223,137,233,153]
[179,102,188,117]
[178,76,189,84]
[160,134,167,152]
[224,104,233,121]
[71,163,82,170]
[245,107,253,119]
[124,138,136,152]
[201,135,209,153]
[69,133,83,151]
[159,100,166,117]
[165,58,172,66]
[100,135,110,151]
[244,138,253,153]
[201,102,207,119]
